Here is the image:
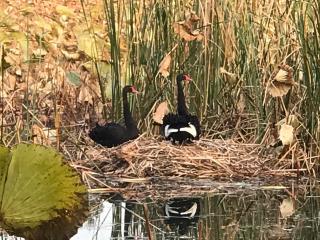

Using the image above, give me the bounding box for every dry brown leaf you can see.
[279,124,294,145]
[188,11,200,22]
[274,69,289,82]
[219,67,237,84]
[153,101,169,124]
[158,54,171,77]
[60,31,80,60]
[267,64,295,97]
[280,197,295,218]
[78,85,92,104]
[267,81,292,97]
[276,115,300,129]
[4,73,17,91]
[173,22,198,41]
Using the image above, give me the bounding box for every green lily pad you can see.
[0,144,88,240]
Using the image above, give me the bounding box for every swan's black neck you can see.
[177,78,188,115]
[123,90,138,132]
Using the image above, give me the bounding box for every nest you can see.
[67,135,310,200]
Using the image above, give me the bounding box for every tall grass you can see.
[1,0,318,154]
[99,0,319,151]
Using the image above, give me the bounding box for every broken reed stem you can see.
[143,204,154,240]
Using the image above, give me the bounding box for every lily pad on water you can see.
[0,144,88,240]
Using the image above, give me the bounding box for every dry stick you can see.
[143,204,153,240]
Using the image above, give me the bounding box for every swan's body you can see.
[162,74,201,144]
[89,86,139,147]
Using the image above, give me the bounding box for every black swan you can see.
[162,74,201,144]
[89,85,139,147]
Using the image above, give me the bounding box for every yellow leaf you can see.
[34,16,52,32]
[280,198,295,218]
[153,101,169,124]
[158,54,171,77]
[279,124,294,145]
[55,5,75,17]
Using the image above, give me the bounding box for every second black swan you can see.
[89,85,139,147]
[162,74,201,144]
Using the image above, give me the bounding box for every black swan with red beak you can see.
[162,74,201,144]
[89,85,139,147]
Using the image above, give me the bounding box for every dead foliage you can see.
[267,64,295,97]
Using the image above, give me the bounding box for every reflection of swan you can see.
[165,200,198,218]
[164,198,201,235]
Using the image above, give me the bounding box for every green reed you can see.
[100,0,319,151]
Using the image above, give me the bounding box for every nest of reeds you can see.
[67,135,309,200]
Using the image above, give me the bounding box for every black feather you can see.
[89,86,139,147]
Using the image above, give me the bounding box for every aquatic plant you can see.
[0,144,88,240]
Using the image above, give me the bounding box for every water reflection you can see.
[3,184,320,239]
[164,198,200,236]
[73,186,320,239]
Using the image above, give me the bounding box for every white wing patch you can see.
[180,202,198,218]
[164,125,178,137]
[165,204,179,217]
[180,123,197,137]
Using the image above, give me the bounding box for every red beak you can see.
[184,75,192,81]
[131,86,139,94]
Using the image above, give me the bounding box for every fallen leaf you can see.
[56,5,75,17]
[267,64,295,97]
[220,67,237,84]
[153,101,169,124]
[188,11,200,22]
[78,85,92,104]
[173,22,198,41]
[158,54,171,77]
[274,69,290,82]
[33,48,47,58]
[279,124,294,145]
[280,197,295,218]
[276,115,300,129]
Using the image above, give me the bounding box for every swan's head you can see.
[177,73,192,83]
[123,85,139,94]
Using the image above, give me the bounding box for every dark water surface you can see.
[2,180,320,239]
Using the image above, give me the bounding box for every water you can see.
[2,181,320,239]
[71,181,320,239]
